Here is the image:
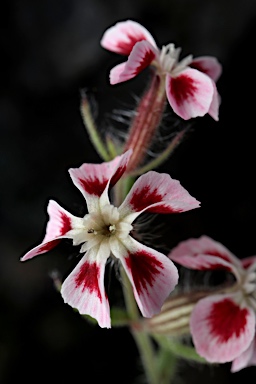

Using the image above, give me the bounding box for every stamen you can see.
[244,282,256,295]
[109,224,116,233]
[87,228,97,235]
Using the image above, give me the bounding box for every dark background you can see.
[1,0,256,383]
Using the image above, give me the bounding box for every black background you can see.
[1,0,256,383]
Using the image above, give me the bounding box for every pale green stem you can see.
[106,134,119,158]
[154,335,208,364]
[120,266,159,384]
[155,348,177,384]
[80,91,110,161]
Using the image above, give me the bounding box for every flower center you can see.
[72,204,133,253]
[85,205,120,238]
[158,43,193,76]
[87,223,116,237]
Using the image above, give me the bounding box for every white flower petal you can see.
[61,242,111,328]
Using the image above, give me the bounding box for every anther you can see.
[109,225,116,233]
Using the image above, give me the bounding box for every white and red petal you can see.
[42,200,77,242]
[112,236,178,318]
[110,62,127,85]
[118,170,200,221]
[208,80,220,121]
[231,338,256,372]
[166,68,214,120]
[100,19,157,56]
[61,243,110,328]
[190,294,255,363]
[190,56,222,82]
[241,256,256,270]
[168,236,241,273]
[69,150,132,212]
[21,200,77,261]
[110,41,157,85]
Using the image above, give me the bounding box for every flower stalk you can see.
[80,90,111,161]
[120,266,159,384]
[124,72,167,174]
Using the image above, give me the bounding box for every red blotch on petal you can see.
[132,48,156,76]
[117,35,146,55]
[189,61,206,73]
[208,298,248,343]
[129,185,179,213]
[199,263,232,272]
[75,261,102,301]
[205,250,233,264]
[59,212,72,235]
[38,239,60,253]
[110,164,126,188]
[170,74,198,106]
[129,185,160,211]
[78,177,108,197]
[126,250,163,294]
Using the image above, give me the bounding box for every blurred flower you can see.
[21,150,200,328]
[169,235,256,369]
[231,336,256,372]
[101,20,222,120]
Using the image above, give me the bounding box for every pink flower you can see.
[101,20,222,121]
[168,235,256,369]
[21,150,200,328]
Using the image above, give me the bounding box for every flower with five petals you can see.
[21,150,200,328]
[101,20,222,121]
[169,235,256,369]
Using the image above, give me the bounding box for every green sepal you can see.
[153,334,208,364]
[110,307,131,327]
[80,90,111,161]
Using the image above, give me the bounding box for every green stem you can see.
[120,267,159,384]
[80,91,110,161]
[156,348,177,384]
[154,335,208,364]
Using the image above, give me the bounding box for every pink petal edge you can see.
[21,200,75,261]
[100,19,157,56]
[231,338,256,372]
[168,235,240,272]
[190,56,222,82]
[110,40,157,85]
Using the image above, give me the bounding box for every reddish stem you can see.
[124,73,167,174]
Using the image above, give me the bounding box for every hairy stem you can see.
[120,266,159,384]
[124,72,167,174]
